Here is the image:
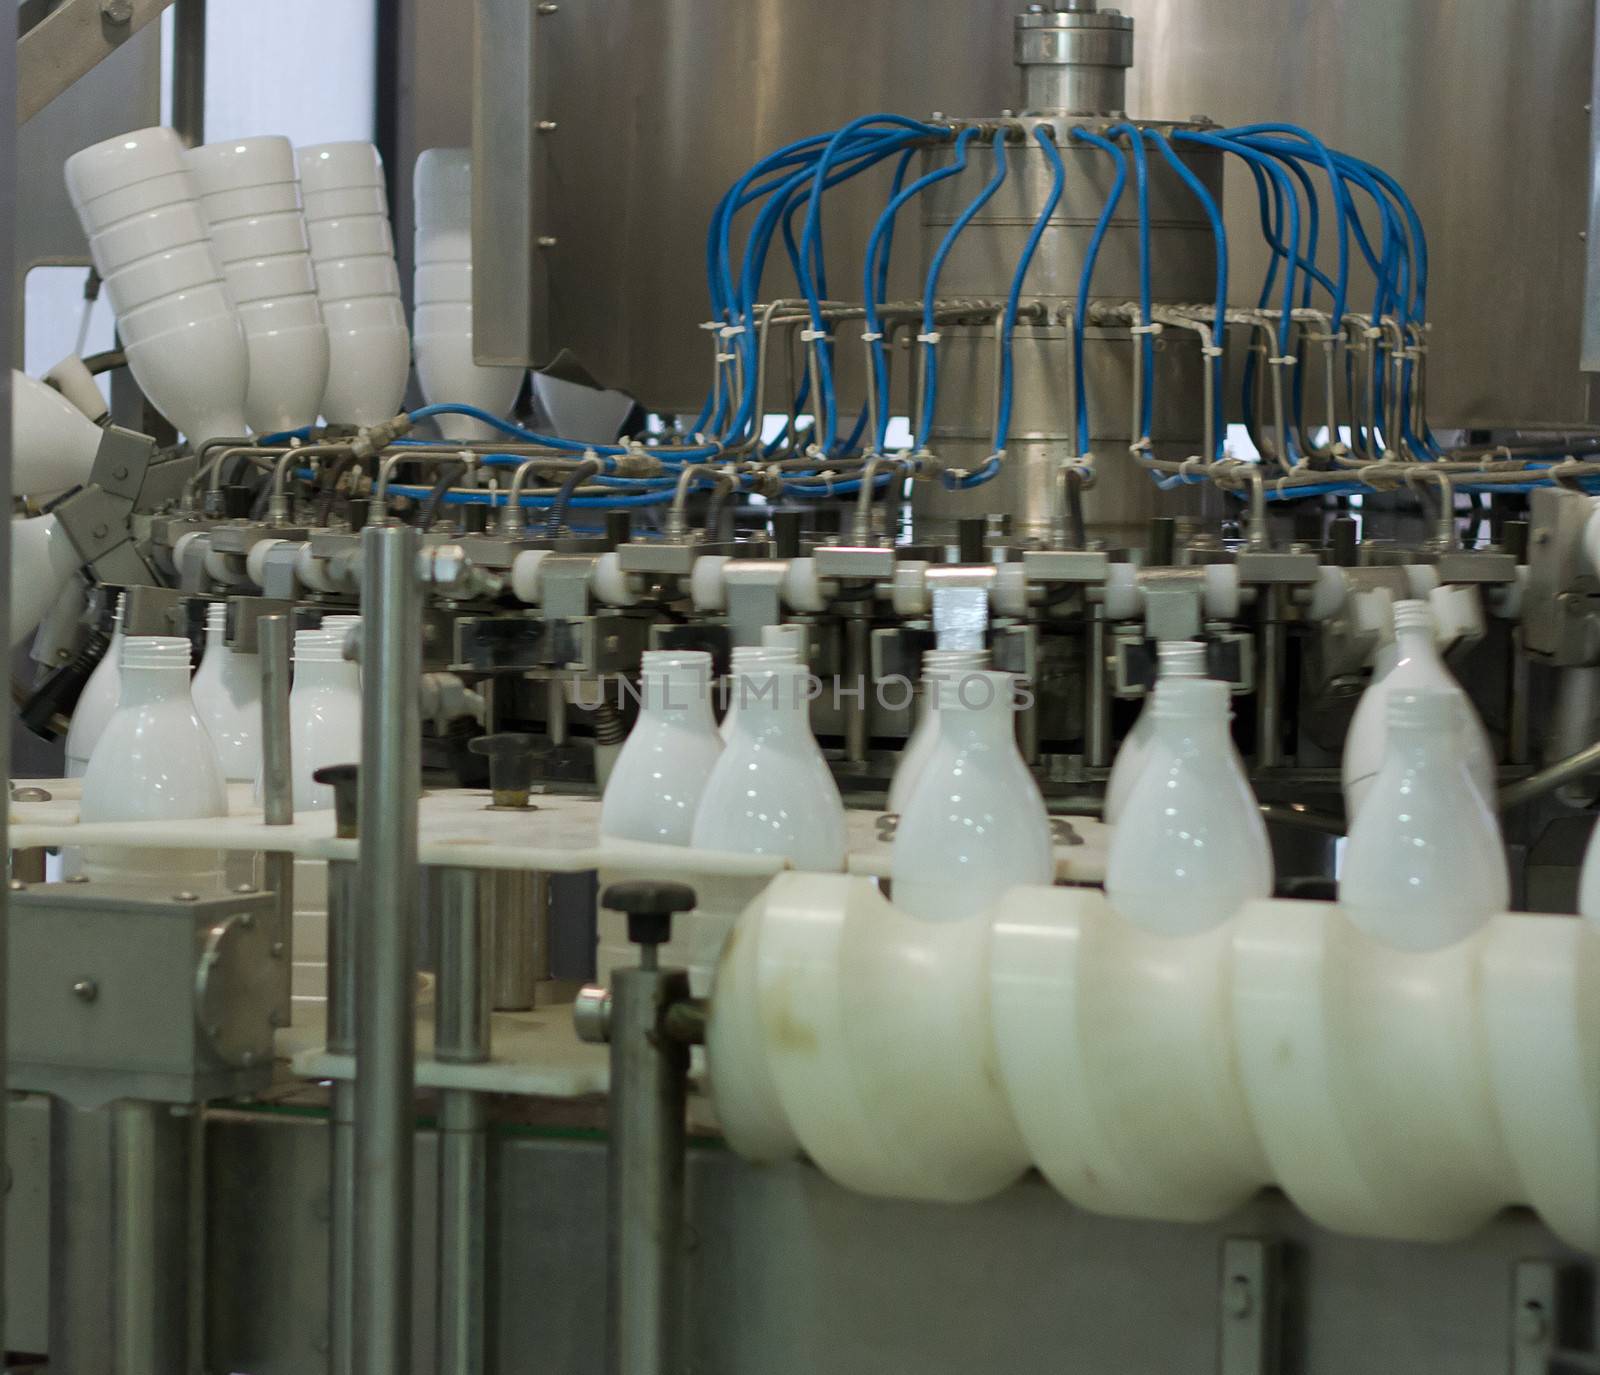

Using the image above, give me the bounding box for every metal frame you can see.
[17,0,177,124]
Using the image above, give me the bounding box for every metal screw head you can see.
[92,523,109,539]
[112,466,129,480]
[1517,1301,1549,1345]
[1223,1275,1253,1320]
[537,235,559,249]
[101,0,134,21]
[7,880,25,893]
[234,883,257,895]
[536,1,559,11]
[64,874,90,885]
[174,891,200,903]
[72,979,98,1004]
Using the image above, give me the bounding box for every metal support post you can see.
[432,866,492,1375]
[574,881,703,1375]
[325,851,360,1375]
[48,1098,195,1375]
[354,524,423,1375]
[258,613,295,1017]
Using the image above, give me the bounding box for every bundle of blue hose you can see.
[944,125,1069,493]
[916,128,1011,452]
[1069,127,1130,456]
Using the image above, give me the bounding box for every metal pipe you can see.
[258,613,295,1011]
[844,612,871,763]
[170,0,206,147]
[1086,606,1109,769]
[1499,737,1600,811]
[326,857,360,1375]
[354,524,423,1375]
[606,963,690,1375]
[432,867,491,1375]
[1256,586,1284,769]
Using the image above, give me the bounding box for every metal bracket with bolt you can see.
[575,880,707,1375]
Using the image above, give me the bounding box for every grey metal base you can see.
[168,1108,1594,1375]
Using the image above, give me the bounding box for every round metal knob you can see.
[600,880,697,950]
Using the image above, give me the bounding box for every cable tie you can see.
[916,331,942,345]
[800,328,830,344]
[860,330,885,343]
[1130,323,1163,337]
[720,324,747,339]
[1269,355,1298,368]
[1202,345,1224,358]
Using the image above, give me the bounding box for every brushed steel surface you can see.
[195,1112,1594,1375]
[462,0,1596,427]
[915,137,1219,537]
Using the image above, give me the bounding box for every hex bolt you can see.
[174,891,199,903]
[101,0,133,22]
[1223,1274,1253,1320]
[72,979,98,1003]
[1517,1301,1549,1345]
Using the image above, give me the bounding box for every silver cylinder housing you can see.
[911,120,1222,544]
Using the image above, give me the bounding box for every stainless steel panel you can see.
[472,0,553,367]
[504,0,1020,405]
[196,1111,1593,1375]
[467,0,1596,428]
[1116,0,1597,429]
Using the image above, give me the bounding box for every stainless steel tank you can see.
[910,121,1222,543]
[909,3,1221,543]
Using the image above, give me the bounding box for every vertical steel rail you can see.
[354,524,423,1375]
[326,858,361,1375]
[432,867,491,1375]
[606,952,690,1375]
[170,0,206,147]
[258,614,295,1016]
[0,14,16,1356]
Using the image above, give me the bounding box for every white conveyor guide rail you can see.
[8,783,1111,881]
[708,874,1600,1255]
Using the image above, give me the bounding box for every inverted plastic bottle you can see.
[692,662,847,870]
[891,669,1053,921]
[65,595,125,777]
[887,648,990,816]
[191,602,263,783]
[1104,639,1210,825]
[1105,677,1273,936]
[12,369,103,499]
[288,628,362,812]
[1339,689,1511,950]
[601,650,722,845]
[718,645,801,742]
[79,635,228,883]
[1343,599,1495,822]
